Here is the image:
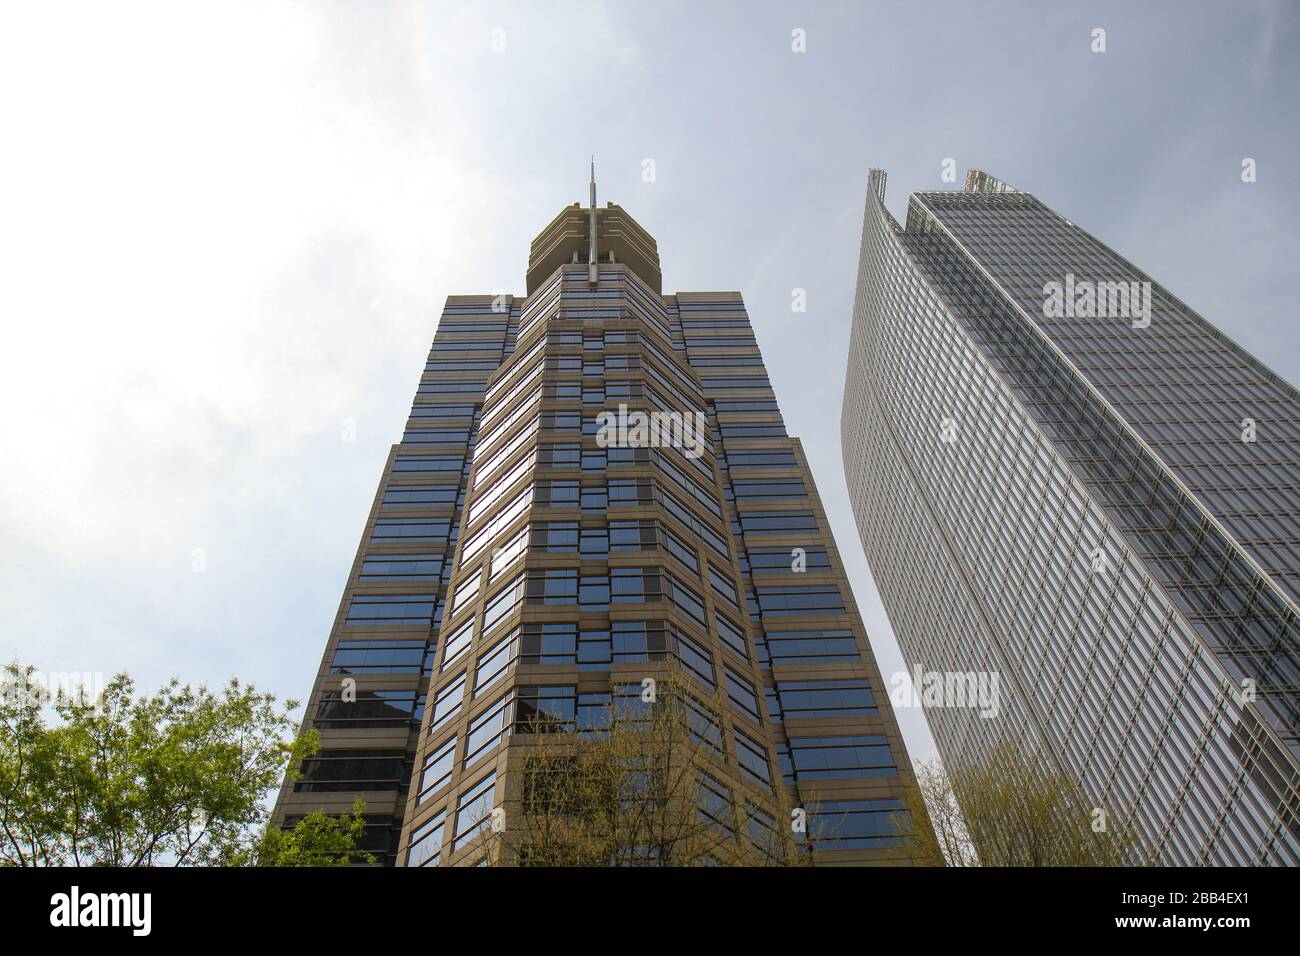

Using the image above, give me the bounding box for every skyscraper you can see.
[273,168,923,866]
[841,168,1299,865]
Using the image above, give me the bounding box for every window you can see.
[483,350,543,412]
[393,455,464,474]
[785,735,897,780]
[490,526,529,579]
[659,487,730,558]
[315,690,423,728]
[371,518,450,542]
[426,360,498,371]
[708,565,740,609]
[382,485,458,507]
[475,387,541,460]
[538,443,580,467]
[460,485,533,564]
[726,450,797,468]
[417,381,484,394]
[360,554,443,580]
[611,620,669,663]
[579,527,609,556]
[755,585,845,617]
[611,566,663,604]
[344,594,436,626]
[441,618,475,669]
[417,737,456,803]
[681,695,723,755]
[528,568,575,602]
[701,376,770,390]
[774,679,876,720]
[713,399,778,413]
[666,573,706,625]
[515,685,580,732]
[746,803,785,860]
[719,423,789,439]
[732,479,807,499]
[610,520,657,552]
[402,428,471,446]
[535,480,579,507]
[739,511,818,535]
[662,526,698,572]
[697,773,735,836]
[733,730,772,789]
[714,612,748,659]
[482,575,526,635]
[673,629,715,689]
[452,773,497,852]
[430,674,466,732]
[467,449,536,525]
[409,403,475,419]
[429,338,501,351]
[576,629,612,670]
[608,446,651,467]
[465,692,513,766]
[521,623,578,665]
[609,478,654,507]
[765,629,860,665]
[690,355,764,367]
[748,547,832,574]
[541,411,581,432]
[330,639,430,674]
[406,809,446,867]
[808,799,909,850]
[474,628,520,695]
[724,667,761,724]
[293,748,407,793]
[473,418,538,490]
[656,457,721,518]
[525,569,610,608]
[531,521,578,552]
[450,570,482,617]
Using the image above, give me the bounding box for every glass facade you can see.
[842,168,1299,865]
[274,191,921,865]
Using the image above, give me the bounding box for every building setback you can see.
[273,169,923,865]
[842,168,1299,865]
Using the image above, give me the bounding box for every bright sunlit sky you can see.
[2,0,1297,768]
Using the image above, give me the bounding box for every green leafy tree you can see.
[251,800,374,866]
[481,666,811,867]
[896,740,1143,866]
[0,661,362,867]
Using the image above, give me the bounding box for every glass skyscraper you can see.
[273,170,922,866]
[842,168,1299,865]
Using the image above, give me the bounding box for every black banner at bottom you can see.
[2,865,1279,942]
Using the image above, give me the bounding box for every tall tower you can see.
[842,168,1300,865]
[273,173,923,865]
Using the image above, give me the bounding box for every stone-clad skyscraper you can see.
[273,169,923,866]
[842,168,1299,865]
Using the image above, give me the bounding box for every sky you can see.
[1,0,1297,769]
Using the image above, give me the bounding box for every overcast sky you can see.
[2,0,1296,768]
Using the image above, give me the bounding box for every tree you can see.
[0,660,362,867]
[481,667,810,867]
[897,740,1142,866]
[250,800,374,866]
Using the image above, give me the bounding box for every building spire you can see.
[588,156,598,286]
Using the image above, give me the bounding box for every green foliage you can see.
[483,667,809,867]
[253,800,374,867]
[897,740,1143,866]
[0,661,328,866]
